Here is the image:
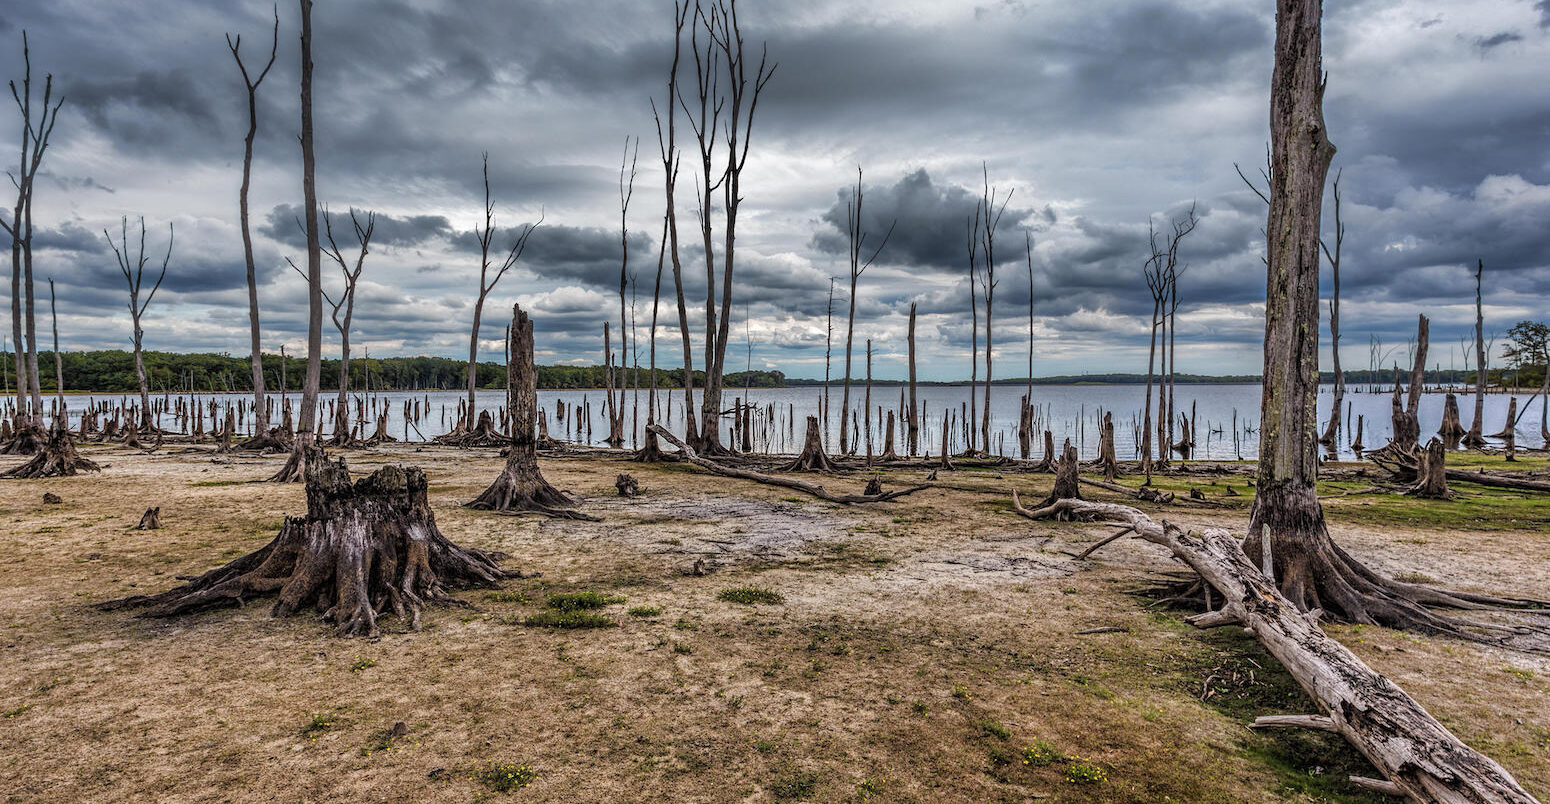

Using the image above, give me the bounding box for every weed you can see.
[762,658,786,678]
[472,761,538,793]
[485,590,530,604]
[3,704,30,718]
[951,684,971,701]
[1063,759,1107,785]
[672,642,693,655]
[546,591,625,611]
[349,657,377,673]
[522,610,616,629]
[856,776,884,798]
[1021,740,1062,767]
[300,711,338,740]
[627,605,663,618]
[753,737,778,754]
[769,770,819,799]
[674,617,700,631]
[976,720,1011,740]
[911,701,930,716]
[717,586,784,605]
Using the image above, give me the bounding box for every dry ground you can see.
[1,443,1546,803]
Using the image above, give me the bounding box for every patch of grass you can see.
[672,642,693,655]
[627,605,663,618]
[349,657,377,673]
[1063,758,1107,785]
[716,586,784,606]
[1320,478,1550,532]
[4,703,31,719]
[856,776,884,798]
[910,701,930,716]
[485,590,531,604]
[1020,740,1062,767]
[975,719,1011,740]
[472,761,537,793]
[522,610,617,629]
[950,684,971,701]
[300,711,339,740]
[545,591,625,611]
[768,770,819,799]
[1392,571,1436,584]
[190,479,245,487]
[673,617,700,631]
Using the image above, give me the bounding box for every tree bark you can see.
[907,303,919,456]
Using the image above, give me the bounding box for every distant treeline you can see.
[1,349,1529,393]
[1,350,786,393]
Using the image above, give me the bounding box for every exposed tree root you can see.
[3,422,99,479]
[235,426,293,454]
[434,410,506,448]
[1,423,45,456]
[783,415,835,472]
[99,447,522,637]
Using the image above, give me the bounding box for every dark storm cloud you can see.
[65,69,219,146]
[1475,31,1524,50]
[1537,0,1550,27]
[260,205,454,250]
[811,169,1036,269]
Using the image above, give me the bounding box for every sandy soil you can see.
[0,443,1546,803]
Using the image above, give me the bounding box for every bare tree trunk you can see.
[1098,411,1117,482]
[836,167,892,456]
[654,3,697,449]
[467,305,590,518]
[906,302,918,456]
[47,278,61,420]
[1410,438,1450,499]
[1464,260,1488,447]
[227,13,278,441]
[105,217,173,434]
[1141,295,1160,479]
[966,208,980,455]
[1317,172,1344,448]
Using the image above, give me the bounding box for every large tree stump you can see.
[467,305,591,519]
[1438,393,1465,442]
[784,415,835,472]
[880,411,899,461]
[1409,438,1451,499]
[1489,397,1518,439]
[1,422,44,456]
[3,421,99,479]
[100,446,517,637]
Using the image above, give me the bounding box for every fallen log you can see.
[1018,496,1540,803]
[648,424,930,505]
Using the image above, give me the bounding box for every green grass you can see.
[768,770,819,799]
[627,605,663,618]
[544,591,625,611]
[522,610,617,629]
[717,586,784,606]
[472,761,537,793]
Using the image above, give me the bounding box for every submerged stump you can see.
[100,446,517,637]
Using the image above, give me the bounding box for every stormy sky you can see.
[2,0,1548,381]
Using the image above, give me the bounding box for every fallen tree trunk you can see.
[1019,497,1540,804]
[649,423,929,504]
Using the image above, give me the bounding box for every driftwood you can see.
[648,424,929,505]
[1018,497,1540,803]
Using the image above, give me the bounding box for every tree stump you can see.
[864,476,883,496]
[42,492,62,504]
[1039,441,1082,507]
[615,473,640,497]
[467,305,591,519]
[3,421,100,479]
[1489,397,1518,439]
[100,446,518,637]
[136,507,162,530]
[1388,375,1419,454]
[1408,438,1450,499]
[1097,413,1118,481]
[1438,392,1464,442]
[784,416,835,472]
[879,411,899,461]
[2,423,45,456]
[1032,430,1055,473]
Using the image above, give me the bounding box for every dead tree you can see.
[979,166,1011,458]
[823,277,834,447]
[227,10,280,448]
[102,446,519,637]
[467,305,590,518]
[458,153,541,437]
[1381,315,1428,455]
[1464,260,1488,447]
[104,217,173,433]
[1020,497,1540,802]
[906,302,919,456]
[637,134,673,463]
[1439,392,1464,443]
[652,0,699,449]
[1241,1,1550,636]
[609,137,639,450]
[1317,170,1345,448]
[1140,231,1164,479]
[683,0,775,454]
[784,415,834,472]
[272,0,324,483]
[47,278,61,419]
[4,32,64,446]
[1039,440,1082,507]
[317,208,375,445]
[965,206,981,454]
[837,166,895,456]
[1020,233,1036,456]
